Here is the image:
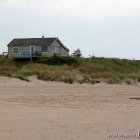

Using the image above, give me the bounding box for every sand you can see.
[0,77,140,140]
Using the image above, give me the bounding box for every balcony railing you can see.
[19,51,42,57]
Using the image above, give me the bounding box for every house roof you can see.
[7,37,69,51]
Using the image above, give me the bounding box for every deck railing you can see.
[19,51,42,57]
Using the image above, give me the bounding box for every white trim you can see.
[30,45,35,53]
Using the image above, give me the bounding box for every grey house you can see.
[7,37,69,58]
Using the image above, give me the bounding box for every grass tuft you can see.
[17,76,30,82]
[0,57,140,84]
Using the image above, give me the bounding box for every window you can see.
[13,48,18,53]
[41,46,48,52]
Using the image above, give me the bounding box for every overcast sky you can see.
[0,0,140,59]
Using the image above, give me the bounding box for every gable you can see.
[51,40,61,47]
[51,39,69,52]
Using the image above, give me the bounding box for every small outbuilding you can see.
[7,37,69,58]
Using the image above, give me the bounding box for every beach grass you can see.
[0,57,140,84]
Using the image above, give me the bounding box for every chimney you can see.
[42,35,44,38]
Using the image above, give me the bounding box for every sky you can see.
[0,0,140,59]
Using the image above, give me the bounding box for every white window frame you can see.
[13,47,19,54]
[30,45,35,54]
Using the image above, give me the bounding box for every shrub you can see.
[90,80,96,84]
[37,56,79,66]
[1,56,140,85]
[64,77,68,83]
[106,77,121,84]
[106,79,114,84]
[17,76,30,82]
[63,77,74,84]
[68,77,74,84]
[38,73,53,81]
[137,77,140,82]
[124,79,132,85]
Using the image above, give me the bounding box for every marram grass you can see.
[0,57,140,84]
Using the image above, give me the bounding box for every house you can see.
[7,37,69,58]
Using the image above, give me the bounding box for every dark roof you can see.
[7,37,69,51]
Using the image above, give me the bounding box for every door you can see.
[30,46,35,55]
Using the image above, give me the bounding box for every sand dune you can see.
[0,77,140,140]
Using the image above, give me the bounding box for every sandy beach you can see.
[0,77,140,140]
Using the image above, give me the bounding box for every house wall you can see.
[8,40,69,58]
[41,45,52,57]
[51,40,69,56]
[60,47,69,56]
[36,40,69,57]
[8,46,30,58]
[51,40,61,47]
[8,47,13,58]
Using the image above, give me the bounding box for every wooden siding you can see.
[8,40,69,58]
[51,40,69,56]
[8,46,30,58]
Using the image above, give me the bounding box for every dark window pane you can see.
[13,48,18,53]
[41,46,48,52]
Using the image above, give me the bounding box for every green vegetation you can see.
[37,56,79,66]
[0,56,140,84]
[17,76,30,82]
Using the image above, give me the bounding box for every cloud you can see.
[27,0,140,19]
[0,0,9,3]
[0,0,140,59]
[1,0,140,19]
